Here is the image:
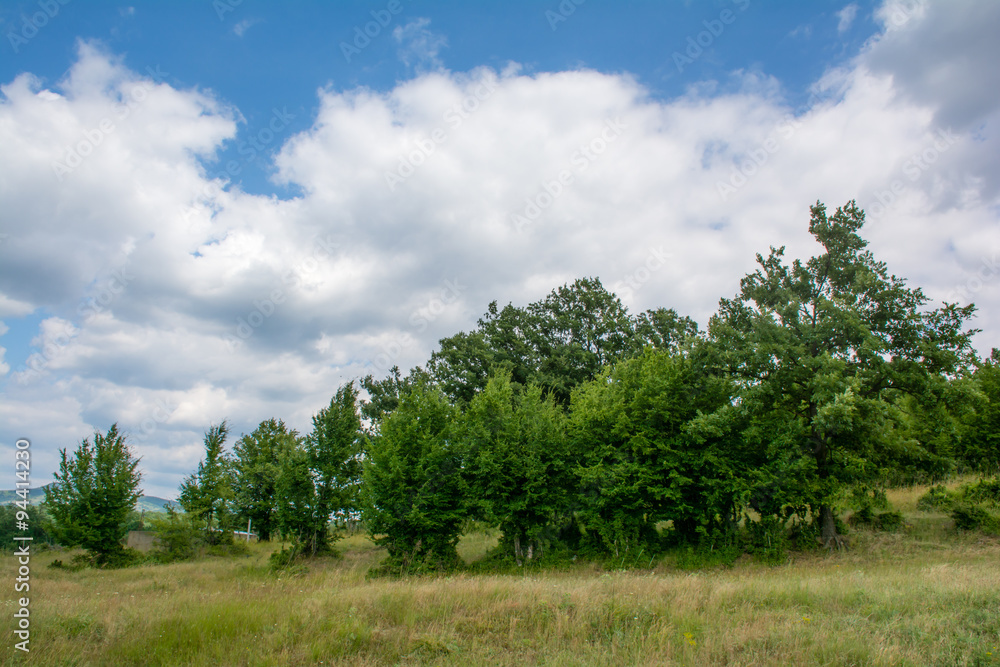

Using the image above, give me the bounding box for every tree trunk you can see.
[819,504,846,551]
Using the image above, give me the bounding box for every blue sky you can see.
[1,0,998,497]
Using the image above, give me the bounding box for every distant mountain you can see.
[0,483,179,513]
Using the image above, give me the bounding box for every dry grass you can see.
[3,492,1000,666]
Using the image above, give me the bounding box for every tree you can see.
[361,381,466,573]
[960,349,1000,474]
[568,345,739,555]
[179,421,236,544]
[44,424,142,566]
[274,440,319,547]
[232,418,299,541]
[709,201,978,547]
[462,371,572,564]
[429,277,665,406]
[303,381,363,553]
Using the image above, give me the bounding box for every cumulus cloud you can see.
[1,2,998,497]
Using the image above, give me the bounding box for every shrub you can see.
[917,485,953,511]
[148,507,203,563]
[950,502,999,532]
[960,477,1000,507]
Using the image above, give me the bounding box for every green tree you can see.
[568,345,739,555]
[462,371,571,564]
[274,440,319,547]
[361,381,466,573]
[709,201,978,547]
[430,277,657,406]
[44,424,142,566]
[303,381,364,553]
[232,418,299,541]
[961,349,1000,474]
[179,421,235,544]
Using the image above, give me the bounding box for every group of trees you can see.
[42,202,998,571]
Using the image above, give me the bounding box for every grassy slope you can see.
[2,483,999,666]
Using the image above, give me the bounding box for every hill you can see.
[0,483,179,512]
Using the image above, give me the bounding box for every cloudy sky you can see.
[1,0,997,499]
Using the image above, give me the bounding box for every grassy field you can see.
[3,483,1000,666]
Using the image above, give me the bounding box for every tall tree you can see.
[304,381,364,553]
[361,381,466,573]
[462,371,571,564]
[569,345,739,555]
[709,201,978,547]
[179,421,235,544]
[429,277,656,406]
[44,424,142,566]
[232,418,299,541]
[960,349,1000,474]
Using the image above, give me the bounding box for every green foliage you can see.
[303,381,363,554]
[960,350,1000,474]
[709,201,978,546]
[44,423,143,567]
[917,484,954,511]
[428,277,699,407]
[568,345,740,555]
[950,502,999,533]
[232,418,300,541]
[744,515,790,564]
[462,370,572,564]
[179,421,236,544]
[362,381,466,574]
[0,503,54,548]
[274,441,318,546]
[959,476,1000,507]
[148,506,203,563]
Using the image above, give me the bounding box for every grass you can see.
[2,481,999,666]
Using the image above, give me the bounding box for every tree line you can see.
[44,202,998,570]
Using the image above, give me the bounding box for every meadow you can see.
[3,482,999,667]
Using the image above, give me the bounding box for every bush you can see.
[148,507,203,563]
[950,502,999,532]
[849,507,905,531]
[744,514,788,565]
[917,485,953,511]
[960,477,1000,507]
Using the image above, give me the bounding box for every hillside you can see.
[0,483,179,512]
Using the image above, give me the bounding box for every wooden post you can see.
[247,518,252,544]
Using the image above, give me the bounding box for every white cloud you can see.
[837,4,859,33]
[393,18,447,72]
[1,1,998,497]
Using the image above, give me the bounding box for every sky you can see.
[1,0,998,499]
